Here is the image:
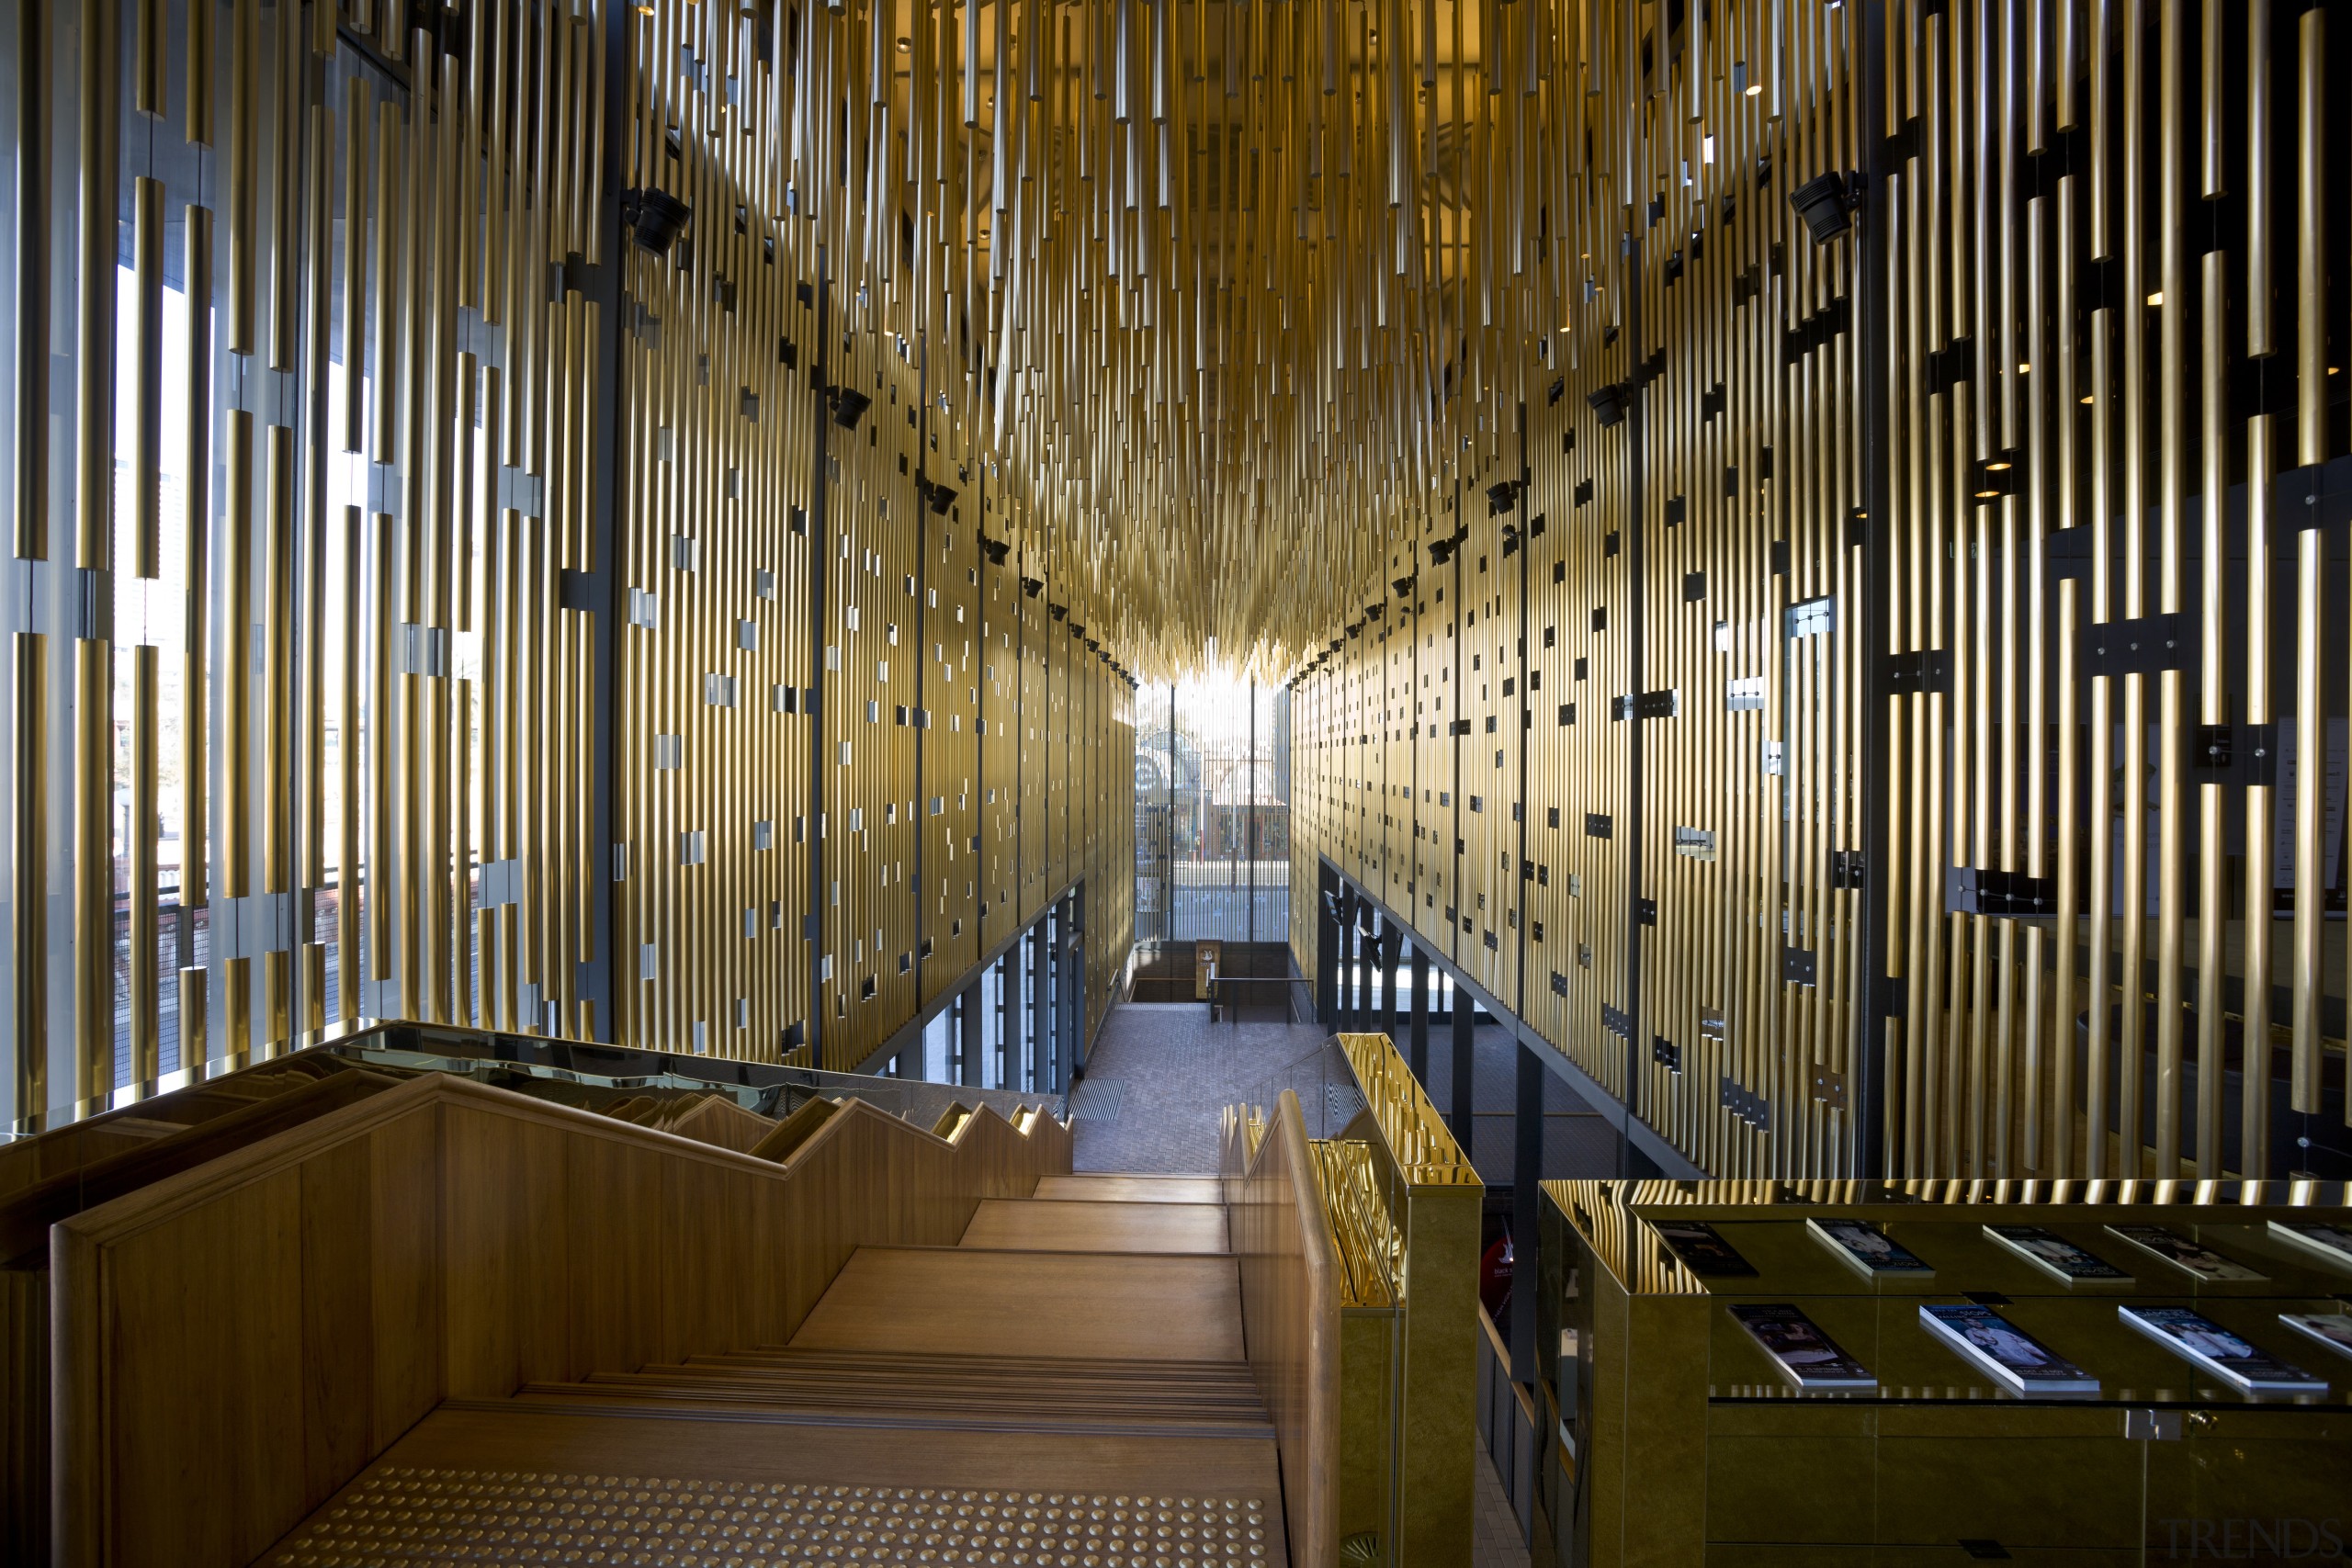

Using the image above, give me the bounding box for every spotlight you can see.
[1788,171,1857,244]
[980,536,1011,565]
[621,186,694,254]
[828,385,873,429]
[1971,451,2022,502]
[1587,382,1627,428]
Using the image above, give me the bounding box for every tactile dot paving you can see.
[270,1469,1272,1566]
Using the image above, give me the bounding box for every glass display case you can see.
[1534,1179,2352,1566]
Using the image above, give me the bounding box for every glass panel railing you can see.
[323,1024,1067,1128]
[1239,1037,1365,1139]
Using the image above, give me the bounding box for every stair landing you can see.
[1034,1173,1225,1203]
[790,1244,1245,1360]
[959,1195,1228,1253]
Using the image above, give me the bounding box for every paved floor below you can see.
[1073,1004,1330,1172]
[1473,1431,1533,1568]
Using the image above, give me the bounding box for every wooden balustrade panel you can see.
[1222,1092,1340,1568]
[51,1075,1071,1568]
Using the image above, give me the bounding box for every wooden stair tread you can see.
[510,1381,1273,1436]
[1032,1175,1225,1204]
[691,1348,1262,1386]
[958,1197,1229,1254]
[552,1383,1266,1418]
[789,1247,1246,1362]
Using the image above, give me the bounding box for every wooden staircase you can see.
[493,1176,1272,1438]
[257,1168,1288,1566]
[28,1056,1335,1568]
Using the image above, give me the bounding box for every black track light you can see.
[1789,171,1859,245]
[621,186,694,254]
[828,386,873,429]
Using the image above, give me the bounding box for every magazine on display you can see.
[2270,1220,2352,1274]
[2103,1224,2267,1283]
[1653,1220,1759,1279]
[1918,1303,2100,1393]
[2119,1305,2327,1395]
[1983,1224,2133,1284]
[1729,1303,1880,1391]
[1807,1216,1936,1278]
[2278,1313,2352,1364]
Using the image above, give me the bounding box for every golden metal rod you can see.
[13,634,48,1126]
[228,0,258,354]
[133,176,165,579]
[73,638,112,1107]
[181,206,213,918]
[11,0,47,561]
[2290,6,2324,1114]
[131,647,160,1084]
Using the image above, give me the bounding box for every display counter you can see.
[1533,1179,2352,1566]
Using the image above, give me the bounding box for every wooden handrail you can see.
[0,1068,403,1267]
[51,1072,1072,1568]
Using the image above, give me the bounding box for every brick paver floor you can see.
[1072,1003,1333,1172]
